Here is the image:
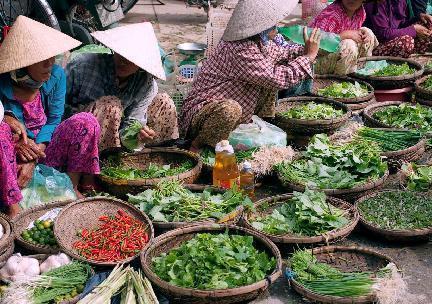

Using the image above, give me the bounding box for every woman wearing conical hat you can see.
[65,23,179,151]
[180,0,321,151]
[0,16,101,218]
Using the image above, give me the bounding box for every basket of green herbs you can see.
[127,180,252,231]
[415,75,432,105]
[400,162,432,191]
[242,188,358,244]
[275,96,351,135]
[288,246,395,303]
[140,224,282,304]
[352,56,423,90]
[356,190,432,242]
[98,147,202,197]
[313,75,373,103]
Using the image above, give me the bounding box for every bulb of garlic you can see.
[40,253,71,273]
[0,254,40,282]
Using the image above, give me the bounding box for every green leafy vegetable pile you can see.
[280,102,344,120]
[128,180,253,222]
[317,81,369,98]
[152,232,276,289]
[421,75,432,90]
[200,147,257,166]
[251,188,349,236]
[120,121,143,151]
[276,134,387,189]
[290,250,375,297]
[401,163,432,192]
[101,161,194,180]
[373,103,432,133]
[359,191,432,230]
[357,127,422,152]
[372,63,415,76]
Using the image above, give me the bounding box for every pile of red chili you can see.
[73,209,149,262]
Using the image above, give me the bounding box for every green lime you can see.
[36,224,45,230]
[33,231,41,238]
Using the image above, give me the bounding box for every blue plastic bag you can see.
[19,164,76,209]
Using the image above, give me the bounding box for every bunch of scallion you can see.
[77,264,158,304]
[290,250,375,297]
[357,127,423,152]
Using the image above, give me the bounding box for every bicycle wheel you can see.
[0,0,59,29]
[121,0,138,13]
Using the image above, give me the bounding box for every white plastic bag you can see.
[228,116,287,150]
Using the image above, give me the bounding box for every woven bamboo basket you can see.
[274,96,351,135]
[409,53,432,74]
[288,246,395,304]
[349,98,377,114]
[0,213,14,263]
[98,147,203,198]
[312,75,375,104]
[415,95,432,107]
[277,170,389,203]
[351,56,423,90]
[242,194,358,244]
[415,75,432,101]
[140,224,282,304]
[150,184,244,232]
[13,200,73,254]
[54,197,154,266]
[363,101,407,128]
[356,190,432,242]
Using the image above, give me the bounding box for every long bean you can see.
[357,128,422,151]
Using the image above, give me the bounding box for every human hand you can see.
[340,30,363,43]
[420,13,432,26]
[3,115,27,144]
[138,126,156,142]
[15,139,46,162]
[414,24,431,38]
[359,29,373,44]
[303,27,321,61]
[17,161,36,189]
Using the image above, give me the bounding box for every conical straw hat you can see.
[0,16,81,74]
[91,22,166,80]
[222,0,297,41]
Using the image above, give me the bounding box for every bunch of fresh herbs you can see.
[251,188,349,236]
[401,163,432,192]
[152,232,276,289]
[358,190,432,230]
[128,180,253,222]
[317,81,369,98]
[276,134,387,189]
[280,102,344,120]
[120,121,143,151]
[372,63,415,76]
[357,127,422,152]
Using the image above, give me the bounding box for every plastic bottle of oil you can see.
[213,140,240,189]
[240,161,255,198]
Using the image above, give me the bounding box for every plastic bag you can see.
[228,116,287,151]
[20,164,76,209]
[356,60,388,76]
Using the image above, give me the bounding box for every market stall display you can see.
[242,189,358,245]
[0,213,14,264]
[141,224,282,304]
[54,197,154,266]
[356,190,432,242]
[98,148,202,197]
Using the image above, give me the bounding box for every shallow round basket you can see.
[54,197,154,266]
[141,224,282,304]
[277,170,389,203]
[312,75,375,104]
[274,96,351,135]
[349,97,377,114]
[356,190,432,242]
[98,147,202,198]
[288,245,395,304]
[351,56,423,90]
[151,184,244,232]
[363,100,406,128]
[410,53,432,74]
[415,75,432,101]
[242,194,358,244]
[13,201,73,254]
[0,213,14,263]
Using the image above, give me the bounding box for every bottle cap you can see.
[215,140,234,153]
[243,161,252,169]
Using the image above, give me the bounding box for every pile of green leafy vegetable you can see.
[101,161,194,180]
[358,190,432,230]
[401,163,432,192]
[276,134,387,189]
[120,121,143,151]
[251,188,349,236]
[280,102,344,120]
[421,75,432,90]
[290,250,375,297]
[128,180,253,222]
[317,81,369,98]
[372,103,432,133]
[357,127,423,152]
[372,62,415,76]
[152,232,276,289]
[200,147,257,166]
